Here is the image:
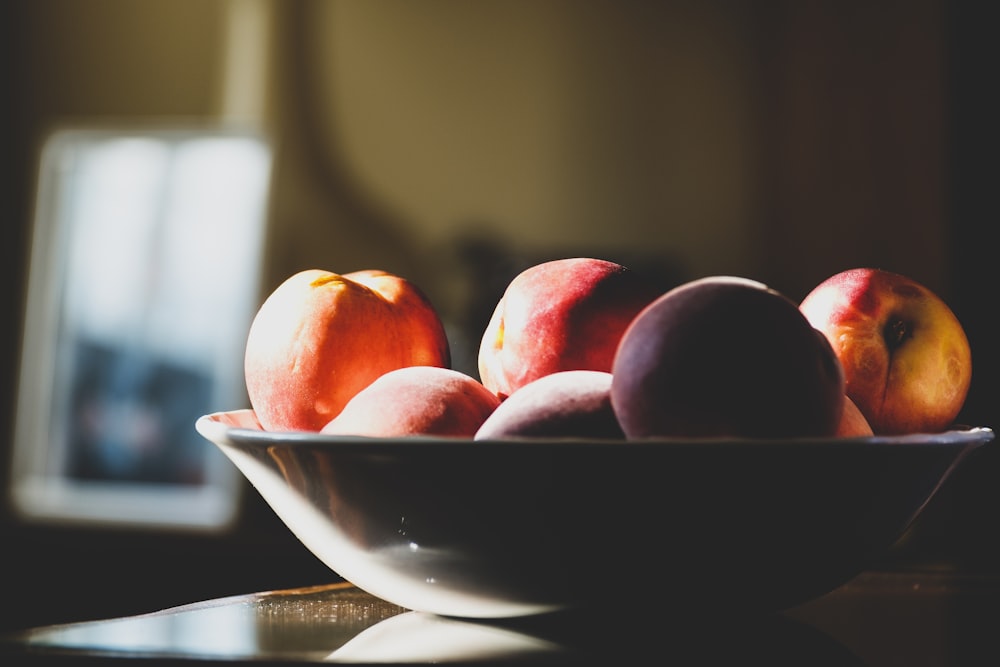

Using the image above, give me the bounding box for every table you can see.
[3,570,999,665]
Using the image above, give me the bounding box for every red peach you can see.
[478,257,661,400]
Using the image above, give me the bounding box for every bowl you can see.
[196,410,993,619]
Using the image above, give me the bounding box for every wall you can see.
[2,0,956,354]
[267,0,953,303]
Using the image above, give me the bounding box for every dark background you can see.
[1,0,997,633]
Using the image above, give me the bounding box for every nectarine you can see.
[611,276,845,439]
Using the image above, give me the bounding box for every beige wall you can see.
[9,0,950,332]
[13,0,226,120]
[310,1,763,273]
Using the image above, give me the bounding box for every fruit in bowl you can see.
[610,276,846,439]
[836,395,874,437]
[477,257,662,400]
[799,268,972,435]
[321,366,500,438]
[244,269,451,432]
[197,260,992,619]
[474,370,624,440]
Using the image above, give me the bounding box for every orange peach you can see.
[244,269,450,432]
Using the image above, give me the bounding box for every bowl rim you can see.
[196,410,995,452]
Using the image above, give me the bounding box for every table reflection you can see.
[328,607,865,665]
[10,582,863,664]
[16,584,403,662]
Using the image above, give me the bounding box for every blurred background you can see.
[0,0,996,633]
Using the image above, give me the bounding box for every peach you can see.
[477,257,662,400]
[474,370,624,440]
[321,366,500,438]
[611,276,845,439]
[244,269,451,432]
[800,268,972,435]
[836,395,874,438]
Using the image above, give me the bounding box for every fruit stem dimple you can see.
[311,274,346,288]
[884,318,910,350]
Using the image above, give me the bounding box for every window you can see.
[10,127,272,530]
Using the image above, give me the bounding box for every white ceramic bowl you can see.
[196,410,993,619]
